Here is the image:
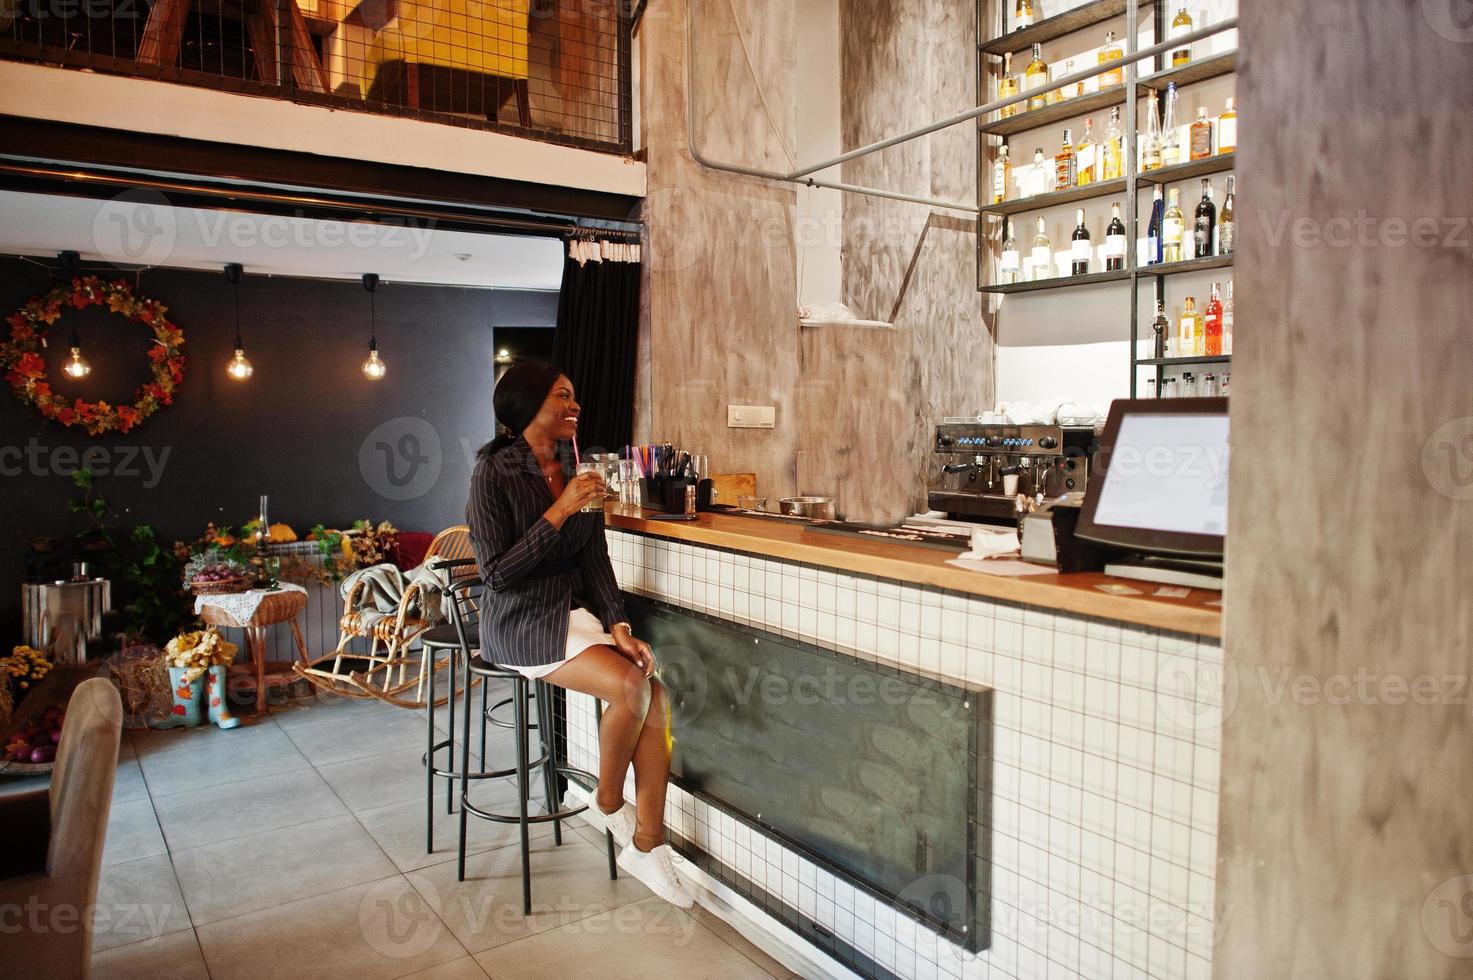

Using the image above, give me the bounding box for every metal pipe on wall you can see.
[684,2,1237,211]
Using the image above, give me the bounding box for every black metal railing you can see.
[0,0,633,153]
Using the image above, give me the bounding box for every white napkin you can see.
[956,526,1019,561]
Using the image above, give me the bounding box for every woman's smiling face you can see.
[529,374,580,442]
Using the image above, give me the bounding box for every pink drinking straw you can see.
[572,434,581,467]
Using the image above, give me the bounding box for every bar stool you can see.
[445,576,618,914]
[423,571,553,852]
[421,563,486,852]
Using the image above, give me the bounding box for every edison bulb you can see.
[362,346,387,380]
[62,346,91,379]
[226,347,254,380]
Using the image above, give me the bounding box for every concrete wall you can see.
[1216,0,1473,975]
[636,0,988,523]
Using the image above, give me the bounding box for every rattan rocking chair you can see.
[294,525,479,709]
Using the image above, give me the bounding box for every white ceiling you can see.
[0,189,564,290]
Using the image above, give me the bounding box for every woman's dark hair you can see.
[477,359,565,460]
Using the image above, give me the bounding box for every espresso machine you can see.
[926,418,1094,524]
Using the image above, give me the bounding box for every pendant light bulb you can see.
[223,263,252,381]
[361,273,385,381]
[58,251,89,381]
[227,346,254,380]
[362,340,386,380]
[63,345,91,379]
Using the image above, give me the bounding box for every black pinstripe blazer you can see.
[465,435,627,668]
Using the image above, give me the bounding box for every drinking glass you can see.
[577,462,606,512]
[737,495,767,512]
[618,460,642,509]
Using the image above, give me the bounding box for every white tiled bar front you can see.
[564,528,1223,980]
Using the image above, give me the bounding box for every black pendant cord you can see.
[224,263,245,350]
[233,282,243,349]
[363,273,380,351]
[59,249,81,351]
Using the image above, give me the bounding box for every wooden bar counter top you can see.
[607,506,1222,639]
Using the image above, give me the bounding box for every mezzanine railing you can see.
[1,0,632,153]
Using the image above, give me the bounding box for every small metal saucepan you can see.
[777,496,836,520]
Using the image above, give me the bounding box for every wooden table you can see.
[196,590,311,714]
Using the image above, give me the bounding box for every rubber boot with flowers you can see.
[148,666,204,730]
[204,665,241,729]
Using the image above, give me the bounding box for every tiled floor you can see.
[89,687,796,980]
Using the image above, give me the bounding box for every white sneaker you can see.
[569,795,637,848]
[617,843,695,909]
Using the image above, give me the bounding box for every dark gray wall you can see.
[0,256,556,636]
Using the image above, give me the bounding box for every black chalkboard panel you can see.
[628,595,991,950]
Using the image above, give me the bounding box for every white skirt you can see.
[500,607,612,679]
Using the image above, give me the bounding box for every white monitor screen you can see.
[1090,413,1230,537]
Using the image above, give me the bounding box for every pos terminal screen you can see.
[1089,413,1230,537]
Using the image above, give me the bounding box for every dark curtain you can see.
[550,252,640,455]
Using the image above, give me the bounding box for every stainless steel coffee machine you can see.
[926,418,1094,524]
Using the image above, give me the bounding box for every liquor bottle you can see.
[1031,216,1053,280]
[1151,299,1169,358]
[1162,377,1178,398]
[992,145,1012,204]
[1193,178,1216,257]
[1182,372,1198,397]
[1146,184,1165,264]
[1218,175,1235,253]
[1163,187,1185,263]
[1177,296,1201,357]
[1055,128,1077,190]
[1029,147,1050,196]
[1189,106,1213,161]
[1102,106,1123,179]
[1142,88,1163,171]
[1070,208,1091,275]
[1024,43,1050,112]
[1098,31,1124,87]
[1054,60,1079,101]
[1104,202,1127,271]
[1202,373,1219,397]
[1014,0,1036,32]
[1000,219,1021,284]
[998,53,1019,119]
[1223,280,1234,354]
[1219,96,1237,153]
[1170,5,1193,66]
[1204,282,1224,356]
[1146,378,1158,398]
[1077,117,1096,185]
[1161,82,1183,167]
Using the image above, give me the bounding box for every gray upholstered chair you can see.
[0,678,123,979]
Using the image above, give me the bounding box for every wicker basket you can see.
[186,575,252,596]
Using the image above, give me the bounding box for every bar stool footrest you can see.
[461,764,598,825]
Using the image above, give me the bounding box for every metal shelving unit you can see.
[980,269,1132,294]
[1137,253,1233,277]
[979,0,1153,56]
[1137,354,1231,366]
[978,85,1126,137]
[981,177,1127,216]
[976,0,1237,398]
